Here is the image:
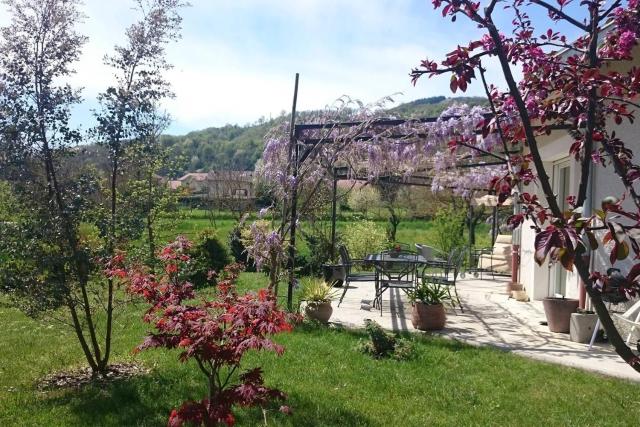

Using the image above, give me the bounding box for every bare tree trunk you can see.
[100,150,119,372]
[42,145,102,372]
[147,173,157,269]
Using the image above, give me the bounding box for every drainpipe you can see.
[579,164,594,309]
[511,186,521,284]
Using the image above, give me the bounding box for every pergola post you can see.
[491,205,498,246]
[330,169,338,260]
[286,73,299,311]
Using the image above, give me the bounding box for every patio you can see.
[330,275,640,382]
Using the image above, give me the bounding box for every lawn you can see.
[1,272,640,426]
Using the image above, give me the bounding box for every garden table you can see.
[364,252,432,315]
[364,252,446,270]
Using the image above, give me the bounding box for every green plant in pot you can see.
[299,279,339,323]
[408,279,451,331]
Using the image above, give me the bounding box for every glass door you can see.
[550,161,571,296]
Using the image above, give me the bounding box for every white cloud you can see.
[2,0,492,134]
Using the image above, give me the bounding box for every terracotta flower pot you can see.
[305,301,333,323]
[542,297,579,333]
[411,302,446,331]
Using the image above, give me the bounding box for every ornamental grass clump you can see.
[299,279,339,306]
[115,237,296,426]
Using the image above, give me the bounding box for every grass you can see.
[1,272,640,426]
[2,211,635,425]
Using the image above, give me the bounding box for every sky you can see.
[0,0,586,135]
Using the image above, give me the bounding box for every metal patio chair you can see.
[373,251,419,316]
[421,247,466,312]
[337,245,377,307]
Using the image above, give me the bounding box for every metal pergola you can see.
[280,75,519,309]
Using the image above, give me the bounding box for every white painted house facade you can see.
[519,48,640,302]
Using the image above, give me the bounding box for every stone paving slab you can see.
[330,276,640,382]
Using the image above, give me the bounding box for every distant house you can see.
[168,171,255,205]
[207,171,255,200]
[175,172,209,196]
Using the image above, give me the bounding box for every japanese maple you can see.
[117,237,295,426]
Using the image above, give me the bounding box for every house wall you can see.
[589,118,640,286]
[520,133,581,300]
[519,45,640,301]
[520,117,640,301]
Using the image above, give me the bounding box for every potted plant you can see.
[542,296,579,333]
[570,309,599,343]
[407,280,450,331]
[299,279,339,323]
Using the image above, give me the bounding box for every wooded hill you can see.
[161,96,488,175]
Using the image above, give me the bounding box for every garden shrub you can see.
[300,226,336,276]
[357,319,414,361]
[228,223,255,271]
[433,206,466,256]
[342,220,387,259]
[347,186,381,217]
[187,229,230,288]
[119,238,296,426]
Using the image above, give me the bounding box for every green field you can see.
[164,209,494,258]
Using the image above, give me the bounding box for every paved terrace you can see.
[331,276,640,382]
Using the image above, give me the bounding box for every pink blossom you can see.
[618,30,637,55]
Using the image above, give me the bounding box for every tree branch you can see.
[530,0,589,31]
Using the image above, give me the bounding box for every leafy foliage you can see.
[341,220,388,260]
[228,223,254,271]
[299,223,336,276]
[347,186,381,217]
[120,237,296,426]
[408,280,451,306]
[433,206,466,256]
[186,229,230,288]
[299,279,339,305]
[358,319,414,361]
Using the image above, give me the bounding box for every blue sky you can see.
[1,0,587,135]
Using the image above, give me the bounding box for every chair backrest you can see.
[449,247,466,281]
[431,247,465,281]
[415,244,434,261]
[621,299,640,319]
[338,245,352,275]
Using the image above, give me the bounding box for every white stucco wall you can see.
[589,119,640,282]
[520,133,580,300]
[520,117,640,301]
[519,45,640,301]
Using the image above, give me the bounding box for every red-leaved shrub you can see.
[115,237,295,426]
